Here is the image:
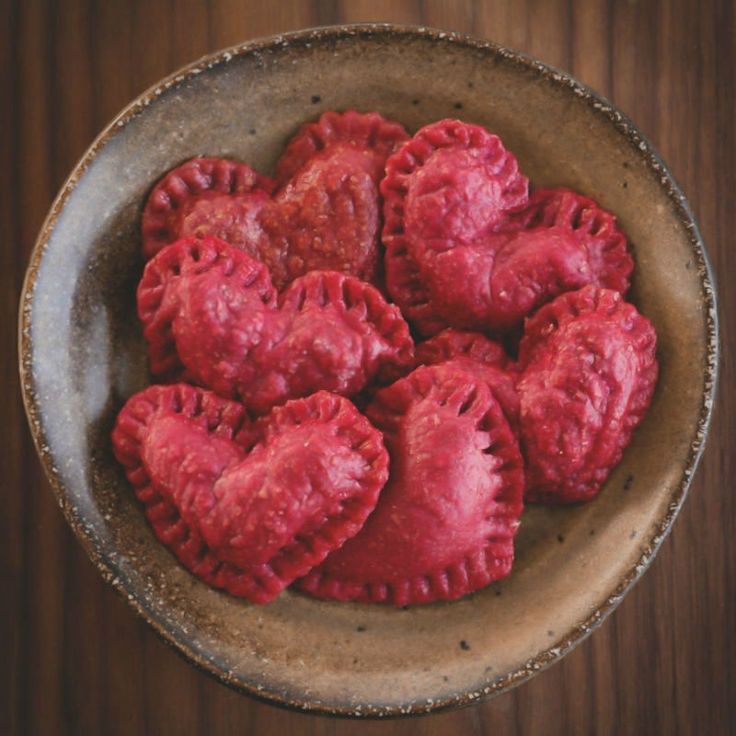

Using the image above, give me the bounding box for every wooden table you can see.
[2,1,734,734]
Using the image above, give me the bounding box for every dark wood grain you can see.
[2,1,734,734]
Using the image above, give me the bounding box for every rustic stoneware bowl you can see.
[20,25,718,717]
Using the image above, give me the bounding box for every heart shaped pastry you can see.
[298,363,525,606]
[508,188,633,296]
[142,110,409,288]
[414,329,520,430]
[275,109,410,185]
[111,383,389,604]
[138,236,414,415]
[517,286,658,504]
[381,120,633,335]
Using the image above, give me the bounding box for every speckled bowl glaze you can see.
[19,25,718,717]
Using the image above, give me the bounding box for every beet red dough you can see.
[517,286,658,504]
[111,384,388,604]
[138,236,414,415]
[414,330,520,431]
[508,187,633,295]
[382,119,528,335]
[114,110,661,606]
[275,109,409,185]
[298,363,525,605]
[142,110,408,288]
[382,119,633,335]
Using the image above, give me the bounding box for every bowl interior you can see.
[21,27,715,715]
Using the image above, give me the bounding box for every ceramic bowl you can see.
[19,24,718,717]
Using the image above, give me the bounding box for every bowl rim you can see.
[18,22,720,719]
